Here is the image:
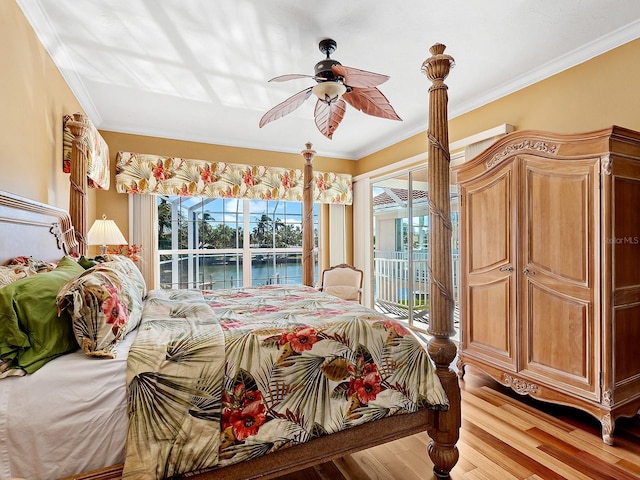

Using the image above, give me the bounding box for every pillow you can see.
[0,256,60,289]
[0,256,84,376]
[92,254,146,298]
[77,255,98,269]
[8,255,58,273]
[0,264,32,289]
[56,260,145,358]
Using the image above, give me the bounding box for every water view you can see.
[160,254,316,290]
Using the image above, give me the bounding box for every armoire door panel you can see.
[467,166,513,273]
[523,161,594,286]
[613,177,640,288]
[467,278,514,364]
[523,281,595,394]
[613,304,640,382]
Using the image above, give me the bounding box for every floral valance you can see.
[115,152,352,205]
[63,114,110,190]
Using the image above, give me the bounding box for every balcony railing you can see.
[373,250,459,325]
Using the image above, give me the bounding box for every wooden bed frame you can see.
[2,44,461,480]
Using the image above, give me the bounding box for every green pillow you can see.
[78,255,98,269]
[0,256,84,376]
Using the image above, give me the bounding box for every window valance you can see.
[63,114,110,190]
[115,151,352,205]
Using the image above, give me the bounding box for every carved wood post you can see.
[421,43,460,477]
[67,114,88,255]
[301,142,316,286]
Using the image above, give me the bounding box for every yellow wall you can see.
[0,1,90,211]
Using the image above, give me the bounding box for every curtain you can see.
[352,177,372,308]
[62,114,110,190]
[328,204,346,266]
[115,152,352,205]
[128,194,158,290]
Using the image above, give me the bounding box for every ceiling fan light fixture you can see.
[259,37,400,139]
[312,81,347,101]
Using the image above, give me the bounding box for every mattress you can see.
[0,331,136,480]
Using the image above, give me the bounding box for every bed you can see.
[0,44,460,480]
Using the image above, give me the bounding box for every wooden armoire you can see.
[453,126,640,444]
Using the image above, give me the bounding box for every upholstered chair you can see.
[318,263,363,303]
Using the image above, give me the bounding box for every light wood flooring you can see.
[277,368,640,480]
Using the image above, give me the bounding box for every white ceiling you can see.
[17,1,640,160]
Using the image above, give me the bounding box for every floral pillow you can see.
[8,255,58,273]
[0,256,58,289]
[56,260,145,358]
[92,254,146,298]
[0,264,32,289]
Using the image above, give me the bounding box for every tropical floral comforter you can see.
[123,285,448,479]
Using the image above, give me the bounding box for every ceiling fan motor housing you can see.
[315,38,342,82]
[314,58,342,82]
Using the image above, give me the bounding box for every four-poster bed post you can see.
[301,141,316,287]
[66,114,89,255]
[422,43,461,476]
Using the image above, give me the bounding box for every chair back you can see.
[320,263,363,303]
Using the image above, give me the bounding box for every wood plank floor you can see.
[276,368,640,480]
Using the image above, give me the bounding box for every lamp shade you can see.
[87,215,127,254]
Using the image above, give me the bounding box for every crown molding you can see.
[448,19,640,119]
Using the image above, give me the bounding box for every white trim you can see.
[353,152,427,182]
[354,124,514,181]
[449,124,515,152]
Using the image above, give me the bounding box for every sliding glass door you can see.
[372,167,459,333]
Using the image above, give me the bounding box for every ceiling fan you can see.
[259,38,402,139]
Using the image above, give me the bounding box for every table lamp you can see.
[87,214,127,254]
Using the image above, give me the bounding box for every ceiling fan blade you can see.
[259,87,313,128]
[314,98,346,139]
[343,87,401,121]
[332,65,389,88]
[269,74,317,82]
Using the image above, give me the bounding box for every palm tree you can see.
[158,199,173,249]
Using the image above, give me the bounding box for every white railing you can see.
[373,250,459,320]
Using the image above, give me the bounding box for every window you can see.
[157,196,319,290]
[371,167,459,332]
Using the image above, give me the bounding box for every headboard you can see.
[0,190,77,264]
